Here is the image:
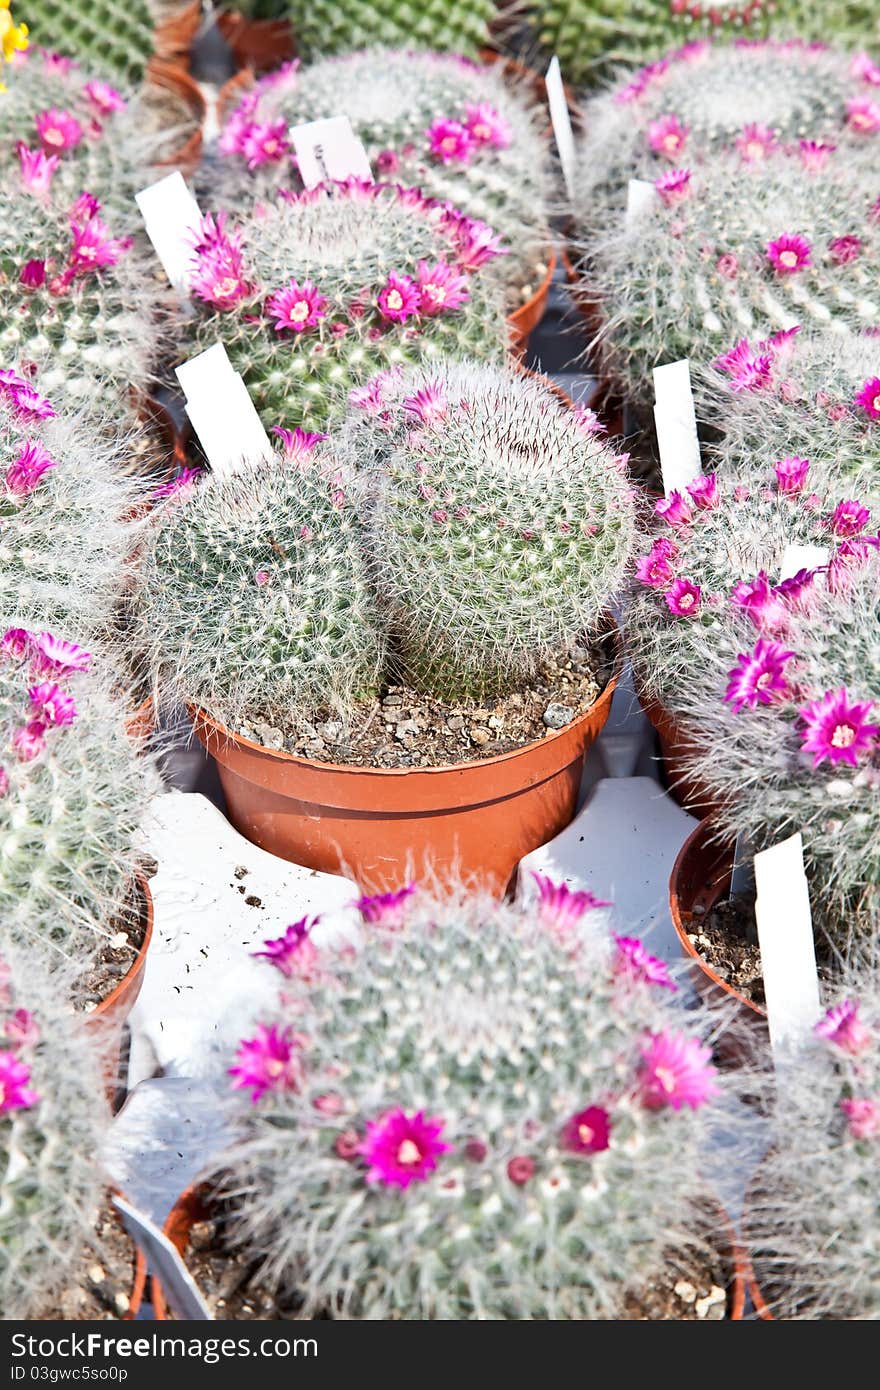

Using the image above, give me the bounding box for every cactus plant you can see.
[213,49,554,315]
[0,373,142,639]
[282,0,497,64]
[0,938,110,1320]
[138,363,635,734]
[0,626,157,966]
[747,975,880,1318]
[19,1,156,87]
[589,144,880,406]
[185,182,508,431]
[208,876,733,1319]
[628,465,880,930]
[575,39,873,234]
[526,4,880,87]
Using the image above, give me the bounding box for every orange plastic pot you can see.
[191,631,621,896]
[638,691,723,818]
[507,250,556,360]
[85,874,154,1086]
[144,58,206,176]
[217,12,296,73]
[124,695,155,746]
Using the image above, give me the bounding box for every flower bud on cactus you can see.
[343,360,635,697]
[0,938,110,1319]
[185,182,508,431]
[589,143,880,405]
[748,974,880,1317]
[213,49,553,316]
[0,633,158,965]
[282,0,496,64]
[213,876,730,1320]
[0,374,142,638]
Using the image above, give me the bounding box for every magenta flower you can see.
[507,1155,535,1185]
[35,108,83,152]
[815,999,872,1055]
[614,936,676,990]
[851,50,880,84]
[416,260,469,315]
[229,1024,301,1103]
[426,118,474,163]
[724,639,795,712]
[854,377,880,420]
[12,722,46,762]
[3,381,54,420]
[403,380,447,426]
[647,113,688,158]
[562,1105,611,1155]
[359,1108,451,1188]
[252,917,319,979]
[532,871,610,936]
[831,499,871,537]
[715,338,773,393]
[376,270,420,323]
[190,238,252,311]
[774,455,810,494]
[19,259,46,289]
[375,149,399,173]
[775,568,817,608]
[636,538,677,588]
[0,768,8,799]
[665,578,701,617]
[218,93,258,156]
[28,681,77,727]
[69,216,131,274]
[83,80,126,117]
[767,234,812,276]
[571,404,604,435]
[17,145,59,195]
[799,687,880,767]
[716,252,739,279]
[655,167,691,203]
[654,490,693,528]
[798,138,836,171]
[272,426,327,460]
[5,440,57,496]
[846,97,880,133]
[0,1051,39,1114]
[453,218,506,270]
[70,192,101,222]
[267,278,327,334]
[151,466,202,500]
[4,1008,39,1048]
[829,235,862,265]
[31,632,91,675]
[464,103,512,149]
[730,571,789,631]
[242,120,290,170]
[840,1097,880,1139]
[638,1031,718,1111]
[1,627,33,659]
[40,50,77,74]
[735,123,777,162]
[355,882,417,928]
[686,473,719,510]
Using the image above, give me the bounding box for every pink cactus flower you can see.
[35,108,83,153]
[846,97,880,133]
[272,426,327,460]
[416,260,469,315]
[840,1097,880,1139]
[69,216,132,274]
[40,49,76,74]
[242,120,290,170]
[12,722,46,762]
[724,639,795,712]
[716,338,773,393]
[798,138,836,171]
[831,499,871,537]
[716,252,739,279]
[376,270,420,323]
[3,382,54,420]
[403,380,447,426]
[17,144,59,195]
[28,681,77,727]
[571,404,604,435]
[647,113,688,158]
[464,103,512,149]
[5,440,57,495]
[638,1031,718,1111]
[854,376,880,419]
[829,235,862,265]
[730,571,789,631]
[31,632,91,675]
[851,50,880,85]
[0,1051,39,1113]
[799,687,880,766]
[774,456,810,493]
[562,1105,612,1155]
[686,473,719,510]
[218,93,258,156]
[19,259,46,289]
[0,627,33,659]
[375,149,399,173]
[453,218,506,269]
[654,490,693,528]
[655,167,691,203]
[359,1108,451,1188]
[636,538,678,588]
[426,118,474,163]
[69,192,101,222]
[532,871,610,936]
[229,1024,301,1103]
[151,467,202,500]
[665,578,701,617]
[766,233,812,276]
[4,1009,39,1048]
[267,278,327,334]
[506,1155,535,1185]
[83,80,126,117]
[613,936,677,990]
[354,883,417,928]
[252,917,320,979]
[0,768,8,799]
[735,123,777,162]
[815,999,872,1055]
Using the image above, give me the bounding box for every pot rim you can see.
[88,872,153,1023]
[189,621,622,780]
[508,248,557,331]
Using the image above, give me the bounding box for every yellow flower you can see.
[0,0,29,90]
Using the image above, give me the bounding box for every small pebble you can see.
[109,931,129,950]
[470,728,491,746]
[88,1264,105,1285]
[447,714,465,731]
[543,703,575,729]
[317,721,342,741]
[244,894,262,908]
[674,1279,697,1304]
[488,715,504,730]
[233,866,248,880]
[256,723,284,751]
[707,1302,726,1320]
[394,720,420,740]
[472,708,490,721]
[382,694,402,707]
[706,1285,726,1305]
[114,1293,130,1315]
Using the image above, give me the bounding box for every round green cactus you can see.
[282,0,497,64]
[20,1,157,86]
[185,182,508,432]
[213,49,554,315]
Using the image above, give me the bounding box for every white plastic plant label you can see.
[652,359,702,496]
[779,542,830,582]
[135,171,203,292]
[626,178,657,225]
[753,832,821,1061]
[113,1194,212,1320]
[290,115,372,189]
[175,343,273,477]
[545,57,576,202]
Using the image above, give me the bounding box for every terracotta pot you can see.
[190,628,621,896]
[507,250,557,360]
[125,694,155,745]
[217,12,296,73]
[85,874,154,1085]
[152,1183,746,1320]
[638,691,723,818]
[152,1,202,67]
[669,820,769,1047]
[144,58,206,176]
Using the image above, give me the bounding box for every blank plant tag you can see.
[113,1195,211,1320]
[753,833,821,1061]
[626,178,657,225]
[175,343,273,477]
[652,359,702,496]
[779,542,830,582]
[545,57,576,201]
[290,115,372,189]
[729,830,755,899]
[135,171,203,291]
